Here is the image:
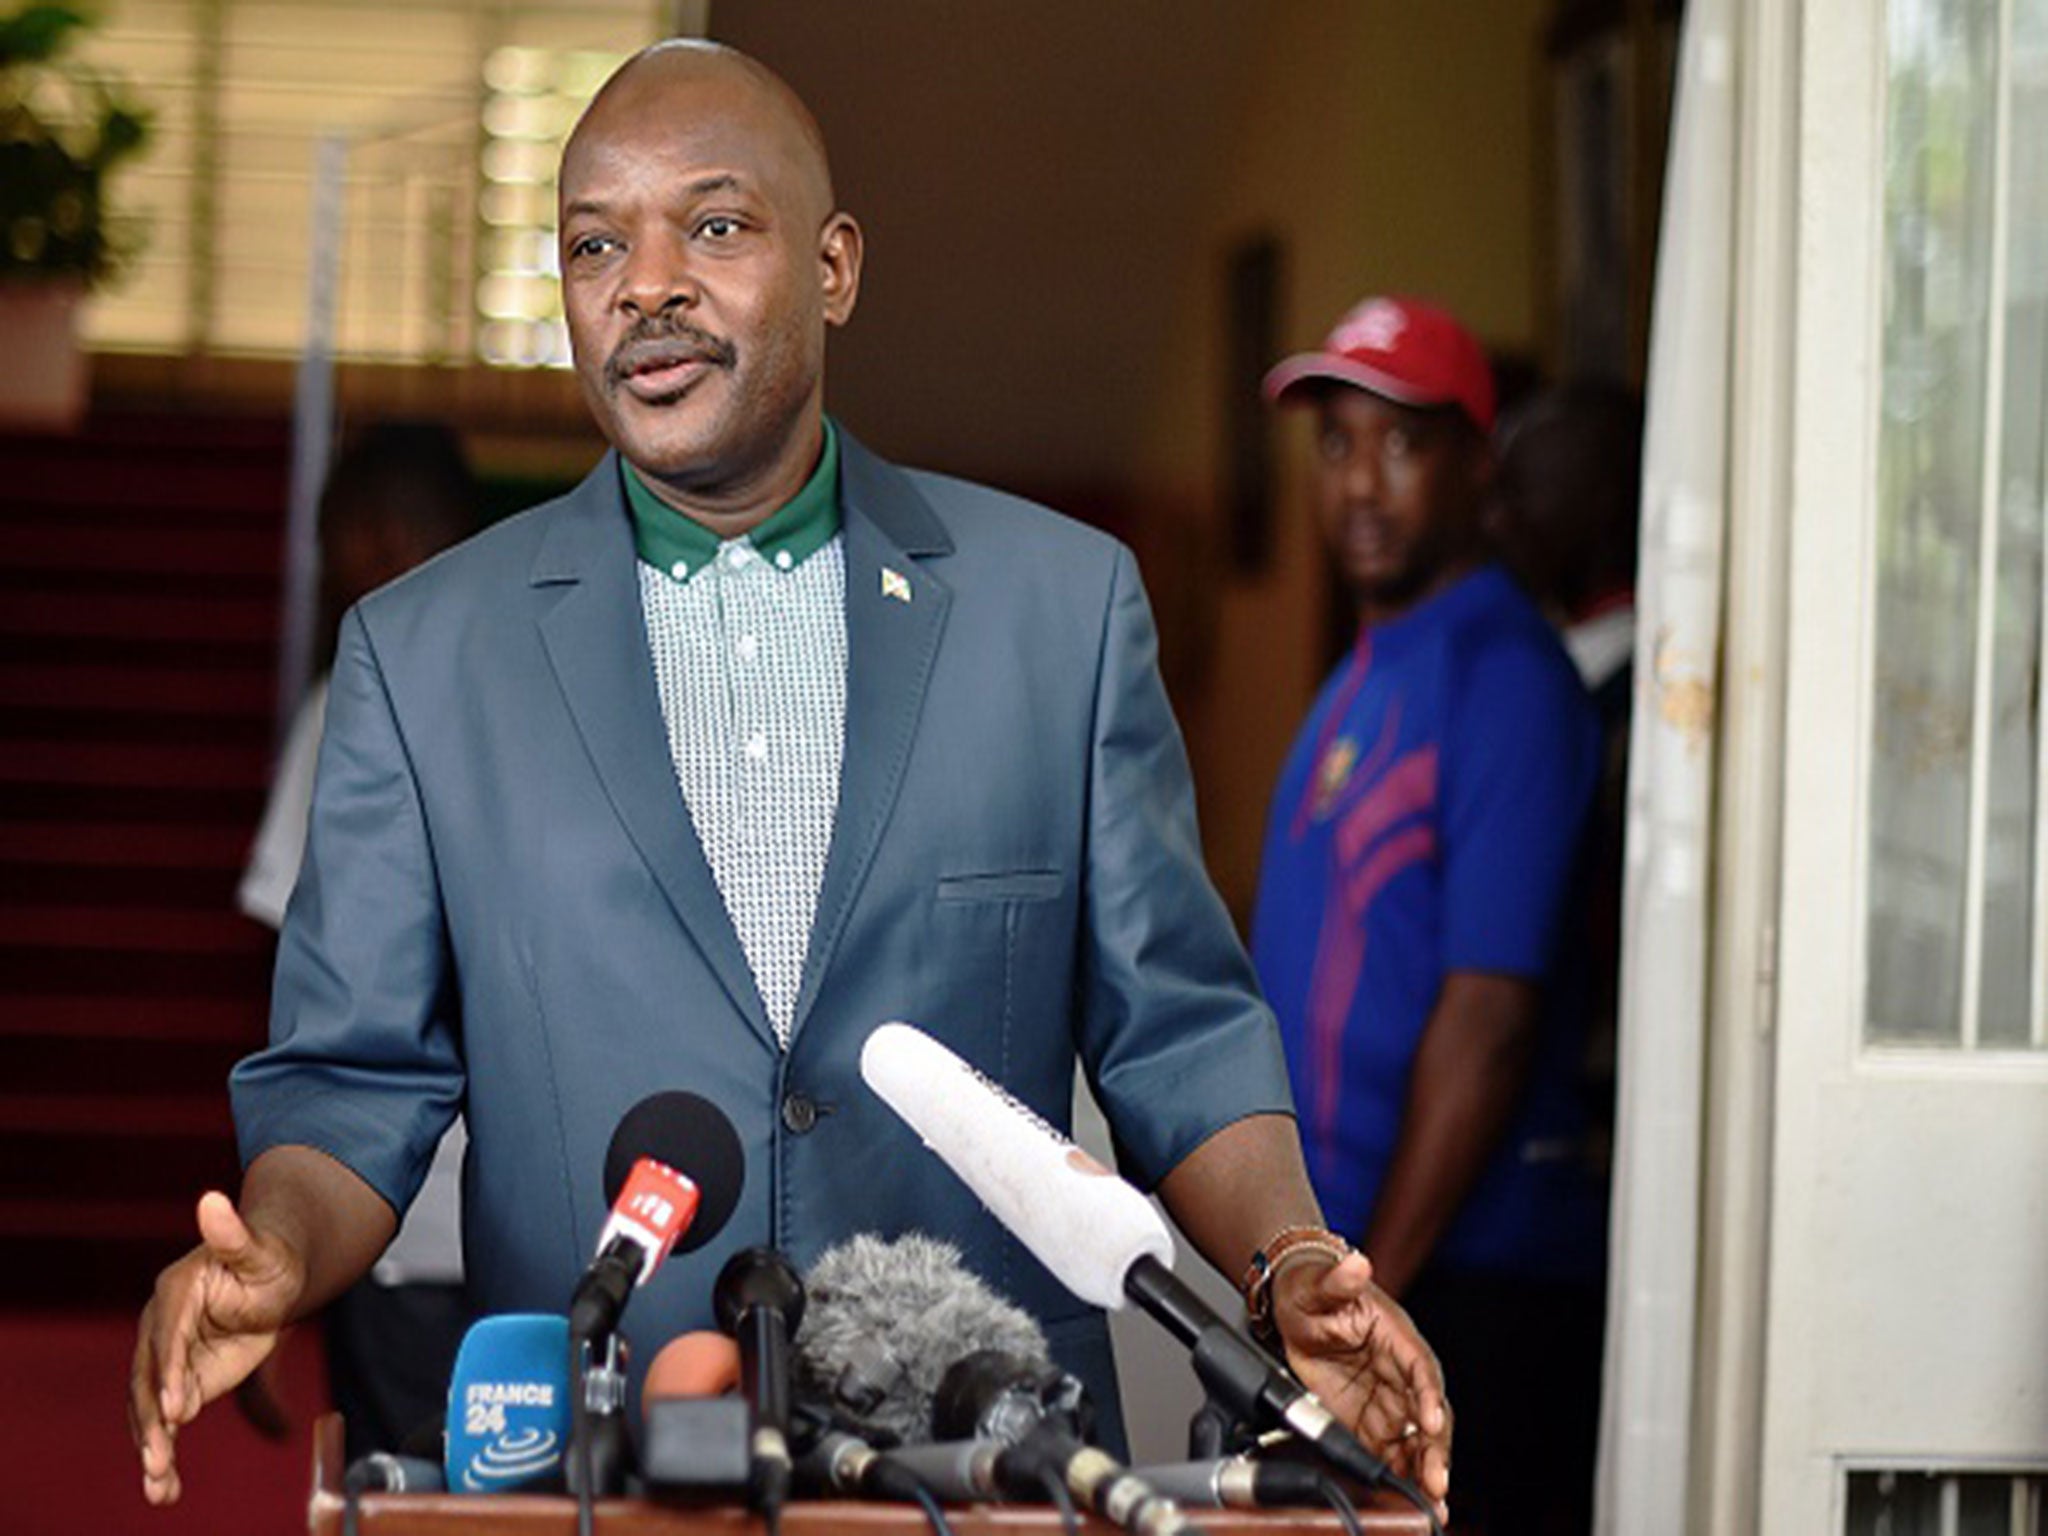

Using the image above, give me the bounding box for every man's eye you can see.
[698,215,743,240]
[1317,432,1348,462]
[1384,427,1413,457]
[568,234,617,261]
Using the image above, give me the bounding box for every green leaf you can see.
[0,5,92,69]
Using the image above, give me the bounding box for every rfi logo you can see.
[629,1190,675,1228]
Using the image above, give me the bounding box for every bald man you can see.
[130,43,1448,1512]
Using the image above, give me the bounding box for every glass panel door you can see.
[1869,0,2048,1048]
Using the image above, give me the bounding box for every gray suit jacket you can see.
[231,432,1293,1433]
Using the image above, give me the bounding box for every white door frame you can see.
[1686,0,1802,1529]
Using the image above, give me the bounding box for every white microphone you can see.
[857,1022,1405,1503]
[858,1022,1173,1309]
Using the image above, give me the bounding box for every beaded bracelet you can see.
[1241,1225,1355,1338]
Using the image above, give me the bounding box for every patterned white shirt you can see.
[628,437,848,1048]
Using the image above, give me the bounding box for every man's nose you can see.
[619,234,700,317]
[1338,446,1384,502]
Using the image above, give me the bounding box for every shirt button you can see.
[774,550,793,571]
[745,731,768,761]
[725,544,752,569]
[669,560,689,581]
[736,634,759,662]
[781,1092,818,1134]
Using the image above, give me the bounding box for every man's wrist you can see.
[1241,1224,1353,1341]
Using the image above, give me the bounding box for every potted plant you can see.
[0,2,150,429]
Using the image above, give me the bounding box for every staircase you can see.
[0,413,291,1306]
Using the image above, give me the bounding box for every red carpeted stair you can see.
[0,413,289,1306]
[0,413,329,1532]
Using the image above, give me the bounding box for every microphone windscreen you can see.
[442,1313,571,1493]
[603,1090,745,1253]
[642,1331,742,1414]
[859,1022,1174,1309]
[796,1231,1046,1448]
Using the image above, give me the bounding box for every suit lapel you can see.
[789,435,954,1040]
[530,454,774,1048]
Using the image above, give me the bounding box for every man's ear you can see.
[820,211,863,327]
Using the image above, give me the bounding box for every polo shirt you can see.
[1250,565,1607,1281]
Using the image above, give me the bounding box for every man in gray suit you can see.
[131,41,1448,1510]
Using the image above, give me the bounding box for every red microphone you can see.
[603,1156,701,1273]
[570,1156,701,1340]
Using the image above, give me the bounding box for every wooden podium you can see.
[307,1416,1431,1535]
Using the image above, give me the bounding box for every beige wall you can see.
[92,0,1554,923]
[715,0,1551,919]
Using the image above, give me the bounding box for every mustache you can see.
[604,319,737,389]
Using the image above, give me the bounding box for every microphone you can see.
[341,1450,448,1536]
[860,1024,1170,1308]
[930,1347,1092,1444]
[641,1332,751,1493]
[931,1348,1205,1536]
[602,1090,748,1234]
[573,1089,749,1341]
[1122,1457,1331,1509]
[441,1313,572,1493]
[858,1023,1396,1495]
[642,1330,741,1409]
[800,1428,1009,1502]
[570,1155,700,1342]
[713,1247,805,1521]
[795,1231,1047,1448]
[343,1452,446,1494]
[569,1091,748,1513]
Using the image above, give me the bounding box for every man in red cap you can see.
[1253,297,1608,1533]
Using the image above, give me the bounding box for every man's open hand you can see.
[1274,1250,1452,1521]
[129,1191,305,1505]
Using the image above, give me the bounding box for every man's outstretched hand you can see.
[1273,1250,1452,1521]
[129,1191,305,1506]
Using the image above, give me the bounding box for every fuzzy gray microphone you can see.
[795,1232,1048,1448]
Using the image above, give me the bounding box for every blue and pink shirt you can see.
[1252,565,1607,1281]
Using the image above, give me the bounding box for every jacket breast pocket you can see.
[935,870,1065,904]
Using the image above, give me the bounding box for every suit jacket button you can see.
[781,1092,818,1135]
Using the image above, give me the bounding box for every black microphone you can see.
[714,1246,805,1523]
[930,1347,1092,1444]
[1120,1256,1397,1493]
[932,1349,1206,1536]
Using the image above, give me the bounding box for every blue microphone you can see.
[443,1314,573,1493]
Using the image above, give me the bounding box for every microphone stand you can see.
[570,1329,631,1536]
[1186,1396,1256,1461]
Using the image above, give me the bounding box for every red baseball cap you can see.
[1263,295,1496,433]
